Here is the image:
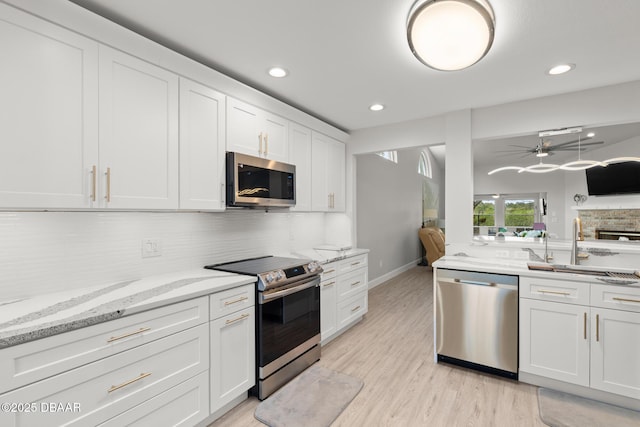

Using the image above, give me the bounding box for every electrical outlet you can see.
[142,238,162,258]
[495,250,510,258]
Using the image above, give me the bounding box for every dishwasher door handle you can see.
[455,279,495,286]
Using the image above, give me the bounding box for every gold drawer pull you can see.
[538,289,571,296]
[107,327,150,343]
[108,372,151,393]
[350,281,361,287]
[351,305,361,312]
[324,269,336,274]
[225,313,250,325]
[612,297,640,304]
[323,281,335,287]
[351,262,361,266]
[224,296,249,306]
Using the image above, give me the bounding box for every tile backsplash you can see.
[0,210,346,300]
[578,209,640,239]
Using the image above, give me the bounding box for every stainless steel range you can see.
[205,256,322,399]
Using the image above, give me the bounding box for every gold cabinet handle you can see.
[323,269,336,275]
[264,133,268,155]
[107,327,151,343]
[351,262,361,266]
[583,312,587,340]
[105,167,111,202]
[350,281,361,287]
[537,289,571,296]
[612,297,640,304]
[224,296,249,306]
[351,305,361,313]
[258,132,263,155]
[225,313,250,325]
[323,281,335,287]
[108,372,151,393]
[596,314,600,342]
[91,165,97,202]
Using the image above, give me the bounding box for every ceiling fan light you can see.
[536,151,548,158]
[407,0,495,71]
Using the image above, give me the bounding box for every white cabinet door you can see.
[311,132,345,212]
[327,138,346,211]
[210,307,255,413]
[519,298,590,386]
[179,78,226,210]
[320,273,338,342]
[0,4,98,209]
[590,307,640,398]
[226,97,288,162]
[288,123,312,211]
[99,46,179,209]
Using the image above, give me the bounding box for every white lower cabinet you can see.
[520,276,640,400]
[209,284,256,414]
[320,254,368,343]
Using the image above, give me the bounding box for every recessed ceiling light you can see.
[586,132,595,138]
[268,67,288,78]
[547,64,575,75]
[369,104,385,111]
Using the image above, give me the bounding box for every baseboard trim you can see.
[368,258,422,289]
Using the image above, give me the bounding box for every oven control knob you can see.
[308,261,319,272]
[275,271,284,281]
[265,273,274,283]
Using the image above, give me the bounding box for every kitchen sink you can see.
[528,263,640,280]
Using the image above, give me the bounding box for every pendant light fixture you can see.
[407,0,495,71]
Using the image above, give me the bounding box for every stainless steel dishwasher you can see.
[435,268,518,379]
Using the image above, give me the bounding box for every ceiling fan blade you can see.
[549,141,604,151]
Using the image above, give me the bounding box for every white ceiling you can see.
[69,0,640,133]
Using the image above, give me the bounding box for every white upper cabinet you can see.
[227,97,288,162]
[179,78,226,211]
[311,132,345,212]
[0,4,99,209]
[99,46,179,209]
[288,123,312,211]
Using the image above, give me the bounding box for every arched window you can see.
[418,149,432,178]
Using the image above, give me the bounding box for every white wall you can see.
[356,149,425,281]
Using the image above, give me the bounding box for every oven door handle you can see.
[259,276,320,304]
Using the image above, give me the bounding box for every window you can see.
[504,199,535,227]
[418,149,432,178]
[473,200,495,227]
[376,150,397,163]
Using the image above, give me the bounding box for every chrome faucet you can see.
[570,217,583,265]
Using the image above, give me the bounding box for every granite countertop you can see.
[293,248,369,265]
[433,255,640,287]
[0,269,255,349]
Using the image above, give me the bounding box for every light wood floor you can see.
[209,266,546,426]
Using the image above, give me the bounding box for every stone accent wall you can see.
[578,209,640,239]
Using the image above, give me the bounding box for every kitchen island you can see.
[433,248,640,412]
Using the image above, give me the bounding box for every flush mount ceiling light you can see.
[369,103,385,111]
[407,0,495,71]
[487,127,640,175]
[268,67,288,78]
[547,63,575,75]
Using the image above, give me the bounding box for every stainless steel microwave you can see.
[226,152,296,208]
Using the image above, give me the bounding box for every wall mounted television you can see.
[585,161,640,196]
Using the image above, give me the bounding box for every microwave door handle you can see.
[259,276,320,304]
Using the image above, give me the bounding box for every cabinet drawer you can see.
[320,261,338,281]
[209,284,255,320]
[337,268,368,299]
[0,296,208,394]
[591,284,640,313]
[97,371,209,427]
[0,323,208,427]
[337,292,368,331]
[520,276,589,305]
[338,254,368,275]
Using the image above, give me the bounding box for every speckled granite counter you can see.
[433,255,640,287]
[0,269,255,349]
[293,248,370,264]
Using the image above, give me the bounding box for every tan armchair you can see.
[419,227,445,266]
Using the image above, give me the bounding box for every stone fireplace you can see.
[578,209,640,239]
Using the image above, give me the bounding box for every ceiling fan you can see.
[497,136,604,158]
